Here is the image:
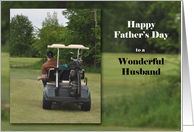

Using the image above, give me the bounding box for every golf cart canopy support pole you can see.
[56,48,59,88]
[77,49,80,59]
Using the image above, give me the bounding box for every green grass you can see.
[1,53,10,100]
[82,65,101,73]
[1,52,181,131]
[101,53,181,129]
[10,69,101,123]
[1,121,179,131]
[102,53,180,97]
[1,53,10,122]
[1,44,10,52]
[10,57,42,67]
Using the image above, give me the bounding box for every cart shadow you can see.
[51,103,81,111]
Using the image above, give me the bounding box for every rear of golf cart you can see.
[42,44,91,111]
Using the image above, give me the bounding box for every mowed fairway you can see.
[10,57,42,66]
[102,53,180,98]
[101,53,181,131]
[1,53,10,100]
[10,65,101,123]
[2,52,180,131]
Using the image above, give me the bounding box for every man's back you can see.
[42,59,61,75]
[37,51,61,85]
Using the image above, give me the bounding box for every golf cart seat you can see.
[47,68,86,86]
[48,68,70,80]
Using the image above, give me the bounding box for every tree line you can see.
[8,1,181,63]
[10,9,101,67]
[67,1,181,54]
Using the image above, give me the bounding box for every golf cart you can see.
[42,44,91,111]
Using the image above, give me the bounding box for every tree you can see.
[66,1,181,54]
[62,9,101,67]
[1,1,67,48]
[34,12,60,61]
[94,9,97,67]
[10,14,34,57]
[34,12,72,63]
[146,1,181,54]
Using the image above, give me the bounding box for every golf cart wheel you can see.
[42,94,51,109]
[81,97,91,111]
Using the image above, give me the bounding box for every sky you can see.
[10,9,69,29]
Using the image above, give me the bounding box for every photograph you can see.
[9,8,101,124]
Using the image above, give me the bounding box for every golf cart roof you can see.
[47,44,89,49]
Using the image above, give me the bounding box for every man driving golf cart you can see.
[40,44,91,111]
[37,51,62,87]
